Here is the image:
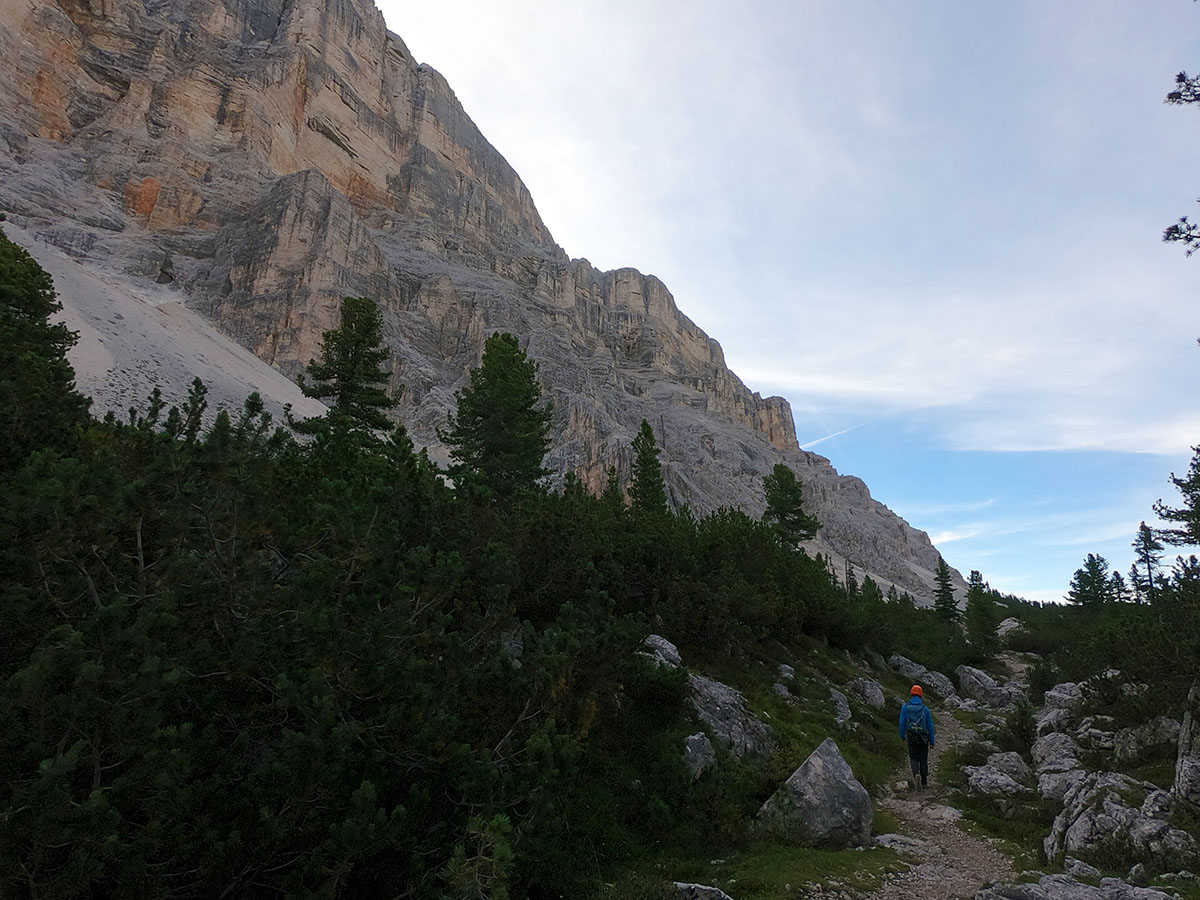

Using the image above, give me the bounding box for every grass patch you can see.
[591,840,902,900]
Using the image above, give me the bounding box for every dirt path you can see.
[853,711,1017,900]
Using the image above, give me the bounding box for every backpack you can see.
[906,704,930,749]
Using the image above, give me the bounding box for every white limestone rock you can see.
[755,738,873,848]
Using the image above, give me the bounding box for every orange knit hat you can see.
[910,684,924,696]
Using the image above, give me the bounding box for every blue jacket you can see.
[899,696,935,746]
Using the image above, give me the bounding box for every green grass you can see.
[590,840,903,900]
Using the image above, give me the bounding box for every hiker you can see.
[899,684,936,790]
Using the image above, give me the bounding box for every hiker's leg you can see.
[918,744,929,785]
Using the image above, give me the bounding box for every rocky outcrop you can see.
[1044,773,1197,866]
[1114,717,1181,763]
[1176,680,1200,807]
[755,738,872,848]
[0,0,968,602]
[642,634,683,669]
[689,675,775,762]
[975,874,1178,900]
[957,665,1024,708]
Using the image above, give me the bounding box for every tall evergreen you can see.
[933,556,959,622]
[292,296,397,437]
[441,332,553,499]
[762,463,820,546]
[1131,521,1165,602]
[964,569,998,656]
[1066,553,1113,606]
[0,227,91,469]
[629,419,668,513]
[1156,447,1200,546]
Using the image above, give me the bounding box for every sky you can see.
[378,0,1200,603]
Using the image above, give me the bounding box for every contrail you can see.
[800,424,863,450]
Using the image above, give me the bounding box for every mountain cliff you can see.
[0,0,963,601]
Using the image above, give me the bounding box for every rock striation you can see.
[0,0,966,600]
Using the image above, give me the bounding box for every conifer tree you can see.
[1156,447,1200,546]
[761,463,820,546]
[629,419,668,513]
[0,227,91,469]
[933,556,959,622]
[1066,553,1113,607]
[441,332,552,499]
[1108,569,1132,603]
[292,296,397,437]
[886,584,900,603]
[964,569,998,656]
[1131,521,1164,602]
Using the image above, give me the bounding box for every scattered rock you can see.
[830,688,852,726]
[773,682,791,700]
[778,663,795,682]
[849,677,886,710]
[643,634,682,668]
[684,733,717,782]
[1063,857,1102,880]
[945,695,981,712]
[1036,707,1072,737]
[1128,863,1148,887]
[872,833,932,853]
[673,883,736,900]
[889,654,958,698]
[987,751,1034,784]
[890,654,928,682]
[689,675,776,761]
[755,738,872,848]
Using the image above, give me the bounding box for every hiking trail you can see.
[851,711,1017,900]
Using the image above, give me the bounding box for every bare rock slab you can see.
[754,737,872,848]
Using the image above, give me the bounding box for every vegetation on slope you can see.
[0,229,1004,899]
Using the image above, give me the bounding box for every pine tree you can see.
[0,227,91,469]
[965,569,998,655]
[292,296,397,437]
[886,584,900,603]
[1066,553,1113,607]
[933,556,959,622]
[1108,569,1132,603]
[761,463,820,546]
[441,332,553,499]
[1131,521,1164,602]
[1156,447,1200,546]
[629,419,668,513]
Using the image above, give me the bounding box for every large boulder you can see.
[1032,732,1082,775]
[987,751,1034,784]
[1044,773,1198,865]
[923,669,959,699]
[1176,680,1200,807]
[964,765,1031,797]
[1114,717,1181,763]
[1044,682,1084,711]
[643,634,683,668]
[688,675,775,761]
[890,654,927,681]
[1038,769,1087,804]
[755,738,872,848]
[849,677,886,711]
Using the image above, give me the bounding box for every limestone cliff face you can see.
[0,0,963,601]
